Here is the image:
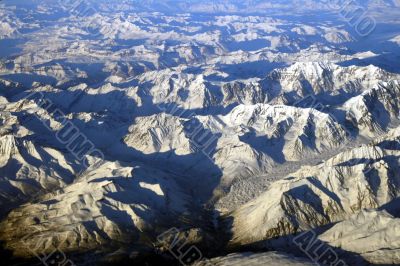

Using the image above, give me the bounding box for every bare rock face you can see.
[230,130,400,246]
[0,135,17,165]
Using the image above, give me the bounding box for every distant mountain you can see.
[92,0,400,13]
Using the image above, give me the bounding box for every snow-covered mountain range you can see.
[1,0,400,265]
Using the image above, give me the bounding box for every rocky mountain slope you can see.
[0,161,191,258]
[229,128,400,263]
